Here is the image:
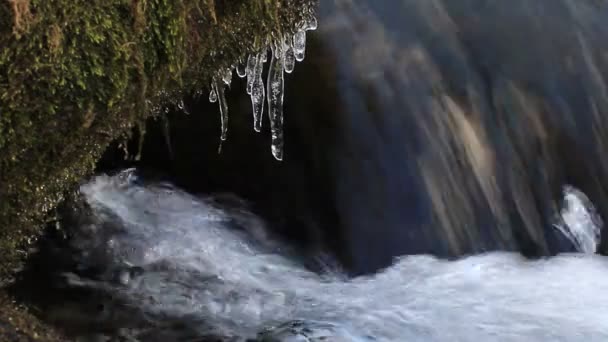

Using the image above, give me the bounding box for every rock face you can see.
[120,0,608,276]
[292,0,608,274]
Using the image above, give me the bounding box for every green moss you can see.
[0,0,317,282]
[0,290,64,341]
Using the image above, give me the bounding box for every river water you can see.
[43,169,607,341]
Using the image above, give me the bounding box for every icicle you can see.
[284,42,296,73]
[293,30,306,62]
[292,14,317,64]
[236,66,246,78]
[205,10,318,158]
[267,42,286,161]
[209,88,217,103]
[222,68,232,86]
[236,62,246,78]
[177,99,190,115]
[246,54,258,95]
[213,80,229,141]
[306,16,318,31]
[161,115,173,160]
[251,51,267,132]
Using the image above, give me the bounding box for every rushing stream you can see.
[35,169,607,341]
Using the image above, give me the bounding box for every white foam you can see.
[554,185,602,253]
[73,171,608,341]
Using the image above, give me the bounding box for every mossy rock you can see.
[0,0,316,281]
[0,291,64,341]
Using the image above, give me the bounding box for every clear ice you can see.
[251,52,266,132]
[246,54,258,95]
[294,16,317,63]
[293,30,306,62]
[209,88,217,103]
[213,79,229,141]
[207,11,317,160]
[267,42,286,160]
[236,61,247,78]
[284,42,296,74]
[222,68,233,86]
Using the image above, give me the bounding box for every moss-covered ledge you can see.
[0,0,316,283]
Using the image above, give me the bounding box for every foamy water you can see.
[64,170,608,341]
[553,185,602,254]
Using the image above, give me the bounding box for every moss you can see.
[0,0,317,281]
[0,291,64,341]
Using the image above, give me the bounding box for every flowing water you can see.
[46,169,608,341]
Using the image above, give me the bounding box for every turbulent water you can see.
[553,186,602,254]
[56,170,608,341]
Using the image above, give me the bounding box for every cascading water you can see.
[51,169,608,341]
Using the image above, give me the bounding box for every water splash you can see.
[61,171,608,341]
[553,185,602,253]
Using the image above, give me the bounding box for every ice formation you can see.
[207,12,318,160]
[267,41,286,160]
[250,52,266,133]
[236,61,247,78]
[213,79,229,141]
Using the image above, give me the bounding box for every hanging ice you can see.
[246,55,258,95]
[267,42,286,161]
[212,79,229,141]
[293,30,306,62]
[306,16,318,30]
[222,68,233,87]
[284,42,296,74]
[293,15,318,63]
[250,51,267,132]
[236,62,247,78]
[207,10,317,160]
